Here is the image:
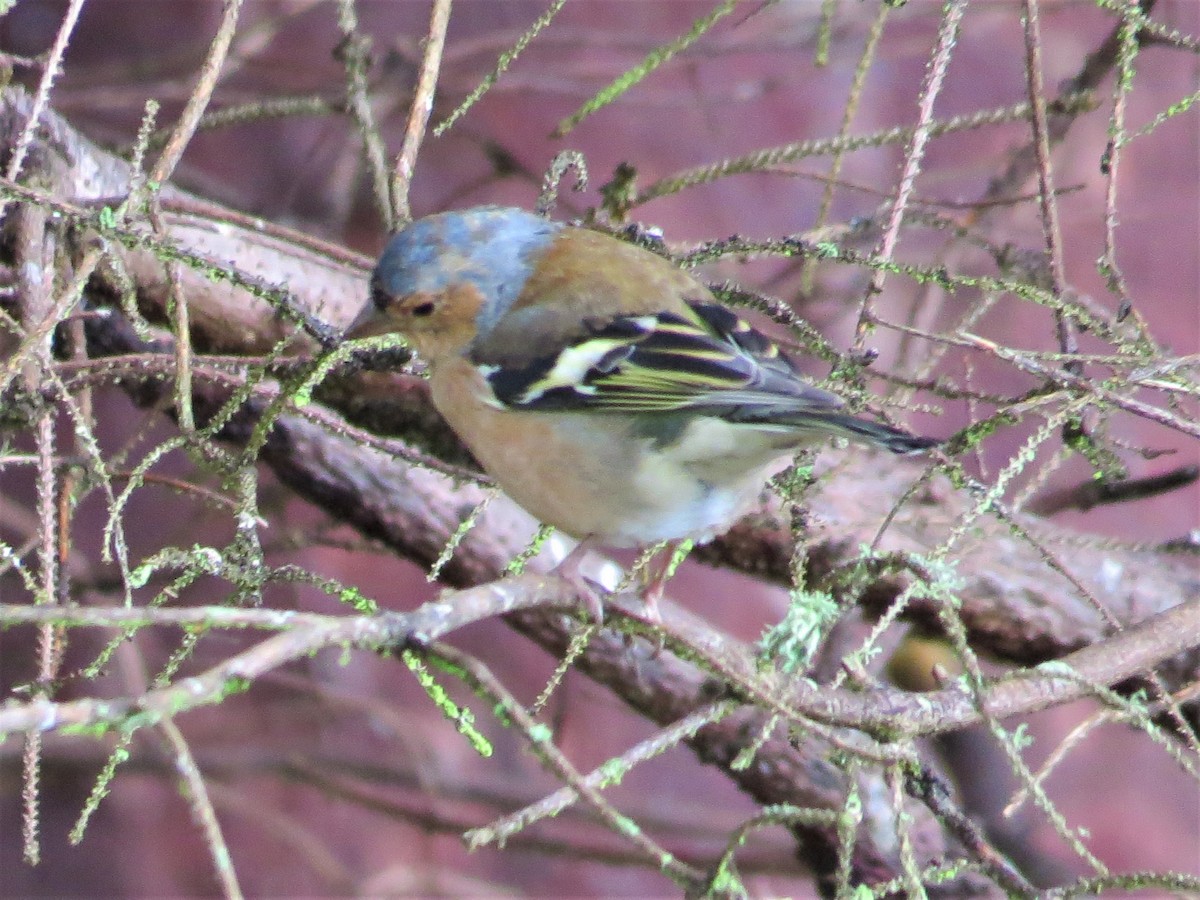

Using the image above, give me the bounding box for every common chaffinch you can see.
[346,206,937,619]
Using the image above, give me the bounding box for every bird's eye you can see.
[409,301,436,318]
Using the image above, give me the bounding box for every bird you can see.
[345,206,938,620]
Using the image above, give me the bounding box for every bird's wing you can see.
[477,300,845,417]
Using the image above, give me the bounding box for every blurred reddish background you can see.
[1,1,1197,896]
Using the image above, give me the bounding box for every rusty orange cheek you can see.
[401,282,488,361]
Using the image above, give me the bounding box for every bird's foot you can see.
[550,536,606,623]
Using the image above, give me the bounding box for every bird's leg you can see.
[550,535,605,623]
[639,540,684,623]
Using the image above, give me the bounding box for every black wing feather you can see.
[482,301,842,416]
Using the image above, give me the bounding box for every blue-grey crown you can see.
[372,206,561,335]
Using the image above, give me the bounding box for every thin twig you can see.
[1026,465,1200,516]
[433,643,712,894]
[390,0,452,225]
[161,719,245,900]
[905,766,1037,898]
[148,0,245,186]
[803,0,890,292]
[335,0,394,230]
[14,194,57,867]
[853,0,967,350]
[466,701,736,848]
[1021,0,1077,371]
[1098,1,1140,310]
[2,0,86,189]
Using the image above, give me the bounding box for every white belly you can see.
[619,417,785,544]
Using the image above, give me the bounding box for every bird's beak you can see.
[343,302,392,341]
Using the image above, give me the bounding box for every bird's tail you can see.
[817,414,940,454]
[758,411,939,455]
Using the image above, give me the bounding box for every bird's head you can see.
[345,207,560,362]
